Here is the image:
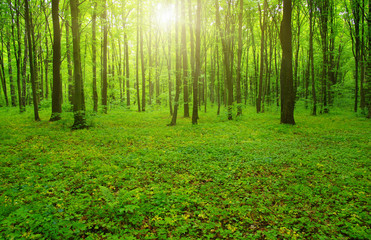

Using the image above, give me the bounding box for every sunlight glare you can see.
[155,3,175,29]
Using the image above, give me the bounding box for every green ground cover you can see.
[0,106,370,239]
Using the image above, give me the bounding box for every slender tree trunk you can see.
[215,0,233,120]
[70,0,86,129]
[0,45,8,107]
[66,19,73,106]
[236,0,243,116]
[188,0,195,102]
[7,42,16,107]
[308,0,316,115]
[92,2,98,112]
[140,6,146,112]
[257,0,267,113]
[170,1,181,126]
[24,0,40,121]
[193,0,201,124]
[182,0,190,117]
[279,0,295,124]
[359,0,365,111]
[21,32,28,111]
[136,0,141,112]
[50,0,62,121]
[294,4,301,100]
[102,0,108,114]
[124,19,130,107]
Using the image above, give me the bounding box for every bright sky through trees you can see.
[155,3,176,28]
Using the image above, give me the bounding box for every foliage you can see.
[0,106,370,239]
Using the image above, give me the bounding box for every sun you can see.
[154,3,176,29]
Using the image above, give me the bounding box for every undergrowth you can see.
[0,106,370,239]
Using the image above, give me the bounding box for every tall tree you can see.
[136,0,141,112]
[182,0,190,118]
[193,0,201,124]
[6,41,16,107]
[236,0,243,116]
[169,0,181,126]
[50,0,62,121]
[351,0,361,112]
[24,0,40,121]
[70,0,87,129]
[102,0,108,114]
[140,4,146,112]
[279,0,295,124]
[66,18,73,106]
[318,0,329,113]
[308,0,316,115]
[92,1,98,112]
[215,0,233,120]
[257,0,267,113]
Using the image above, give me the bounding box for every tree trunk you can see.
[24,0,40,121]
[193,0,201,124]
[257,0,267,114]
[102,0,108,114]
[236,0,243,116]
[182,0,190,117]
[92,2,98,112]
[124,18,130,107]
[169,1,181,126]
[308,0,316,115]
[215,0,233,120]
[140,5,146,112]
[66,19,73,106]
[50,0,62,121]
[279,0,295,124]
[70,0,87,129]
[136,0,141,112]
[7,42,16,107]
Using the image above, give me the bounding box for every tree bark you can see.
[169,1,181,126]
[236,0,243,116]
[193,0,201,124]
[66,19,73,106]
[102,0,108,114]
[50,0,62,121]
[70,0,87,129]
[24,0,40,121]
[92,2,98,112]
[182,0,189,118]
[140,5,146,112]
[279,0,295,124]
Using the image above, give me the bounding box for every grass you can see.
[0,105,370,239]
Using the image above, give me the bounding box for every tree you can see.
[24,0,40,121]
[102,0,108,114]
[182,0,190,118]
[50,0,62,121]
[257,0,267,113]
[169,0,181,126]
[70,0,87,129]
[236,0,243,116]
[215,0,233,120]
[193,0,201,124]
[140,3,146,112]
[92,1,98,112]
[279,0,295,124]
[308,0,317,115]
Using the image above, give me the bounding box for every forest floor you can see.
[0,105,370,239]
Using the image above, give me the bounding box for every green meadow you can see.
[0,106,370,239]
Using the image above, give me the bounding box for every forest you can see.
[0,0,370,239]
